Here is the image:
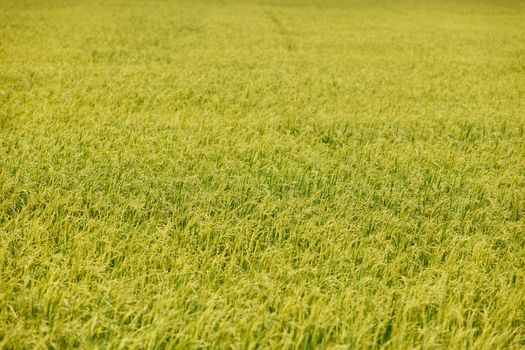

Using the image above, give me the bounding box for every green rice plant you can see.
[1,0,524,348]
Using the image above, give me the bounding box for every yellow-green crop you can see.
[1,0,524,348]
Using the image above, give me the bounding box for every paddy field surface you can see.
[1,0,524,348]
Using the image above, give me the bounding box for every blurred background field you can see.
[1,0,524,348]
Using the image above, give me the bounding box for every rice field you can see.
[1,0,525,348]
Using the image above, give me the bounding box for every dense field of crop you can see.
[1,0,524,348]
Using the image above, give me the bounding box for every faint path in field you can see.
[263,8,297,51]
